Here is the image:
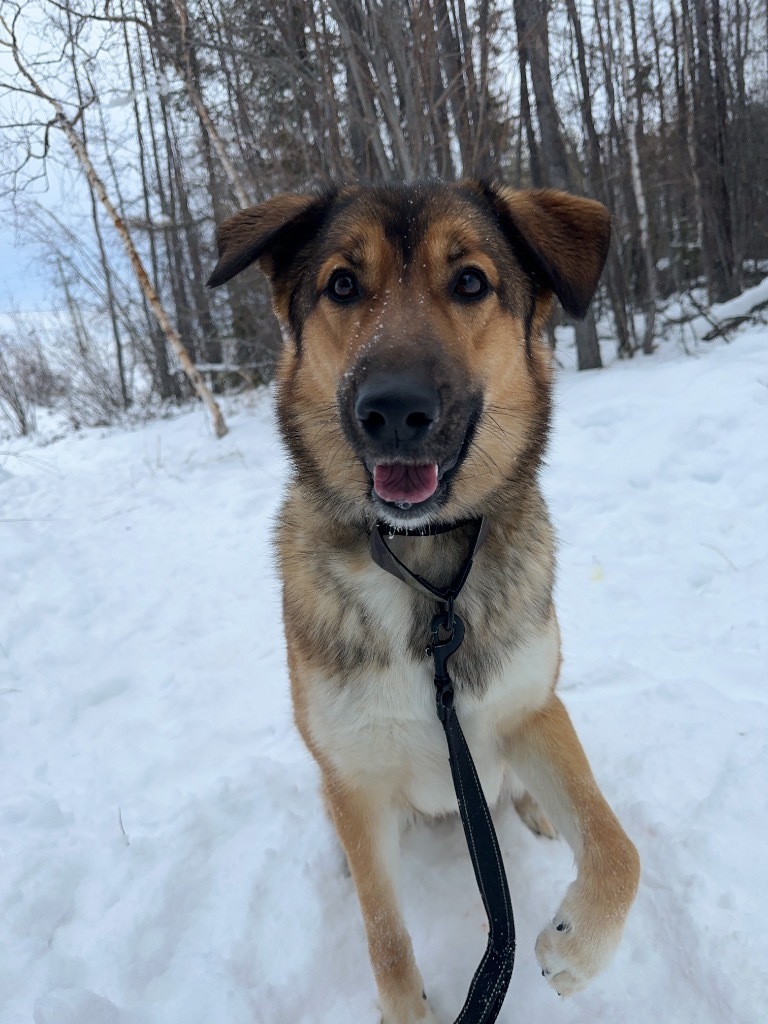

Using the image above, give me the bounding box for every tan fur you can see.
[208,182,639,1020]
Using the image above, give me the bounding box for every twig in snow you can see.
[700,542,739,572]
[96,505,141,522]
[117,807,131,847]
[0,449,61,476]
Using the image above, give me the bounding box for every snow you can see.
[709,276,768,322]
[659,277,768,344]
[1,328,767,1023]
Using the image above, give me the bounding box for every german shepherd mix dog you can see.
[208,181,640,1023]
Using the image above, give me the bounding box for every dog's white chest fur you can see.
[305,567,559,815]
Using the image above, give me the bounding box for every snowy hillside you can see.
[1,328,766,1024]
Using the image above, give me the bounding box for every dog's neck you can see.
[286,466,549,566]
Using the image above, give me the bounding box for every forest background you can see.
[0,0,766,434]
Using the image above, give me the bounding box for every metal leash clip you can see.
[427,606,465,722]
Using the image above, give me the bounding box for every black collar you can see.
[368,516,489,605]
[372,516,481,538]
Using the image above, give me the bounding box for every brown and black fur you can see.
[208,181,640,1023]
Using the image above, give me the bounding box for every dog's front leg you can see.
[504,695,640,996]
[322,770,437,1024]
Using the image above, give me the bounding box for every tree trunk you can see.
[614,0,656,353]
[515,0,602,369]
[564,0,631,357]
[58,113,228,435]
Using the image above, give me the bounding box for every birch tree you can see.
[2,0,768,405]
[0,3,228,436]
[613,0,656,353]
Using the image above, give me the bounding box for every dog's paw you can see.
[513,792,558,839]
[535,879,628,996]
[537,835,640,996]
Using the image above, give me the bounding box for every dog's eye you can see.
[453,269,488,300]
[327,269,360,304]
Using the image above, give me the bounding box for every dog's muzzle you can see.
[339,352,479,521]
[353,372,441,505]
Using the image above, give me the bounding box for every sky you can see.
[0,229,52,312]
[0,3,139,316]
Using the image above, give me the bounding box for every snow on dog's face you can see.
[208,182,610,529]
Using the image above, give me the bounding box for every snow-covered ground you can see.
[1,325,766,1024]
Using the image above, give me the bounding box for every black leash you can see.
[369,518,515,1024]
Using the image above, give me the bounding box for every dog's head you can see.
[208,182,609,529]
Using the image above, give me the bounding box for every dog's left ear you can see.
[483,185,611,319]
[207,191,333,289]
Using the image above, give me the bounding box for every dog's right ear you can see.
[206,191,333,289]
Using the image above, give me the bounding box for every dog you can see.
[208,181,640,1023]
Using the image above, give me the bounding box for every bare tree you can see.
[2,0,766,412]
[0,3,228,436]
[613,0,656,352]
[514,0,603,369]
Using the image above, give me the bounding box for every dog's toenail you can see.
[556,920,570,932]
[541,969,550,977]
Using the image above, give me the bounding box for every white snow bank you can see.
[660,275,768,344]
[1,331,766,1023]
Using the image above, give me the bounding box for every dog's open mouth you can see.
[360,405,480,519]
[373,463,438,506]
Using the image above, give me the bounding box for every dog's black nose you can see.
[355,374,440,444]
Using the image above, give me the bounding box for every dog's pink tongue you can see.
[374,463,438,504]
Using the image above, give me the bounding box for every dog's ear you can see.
[483,185,611,319]
[207,191,333,289]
